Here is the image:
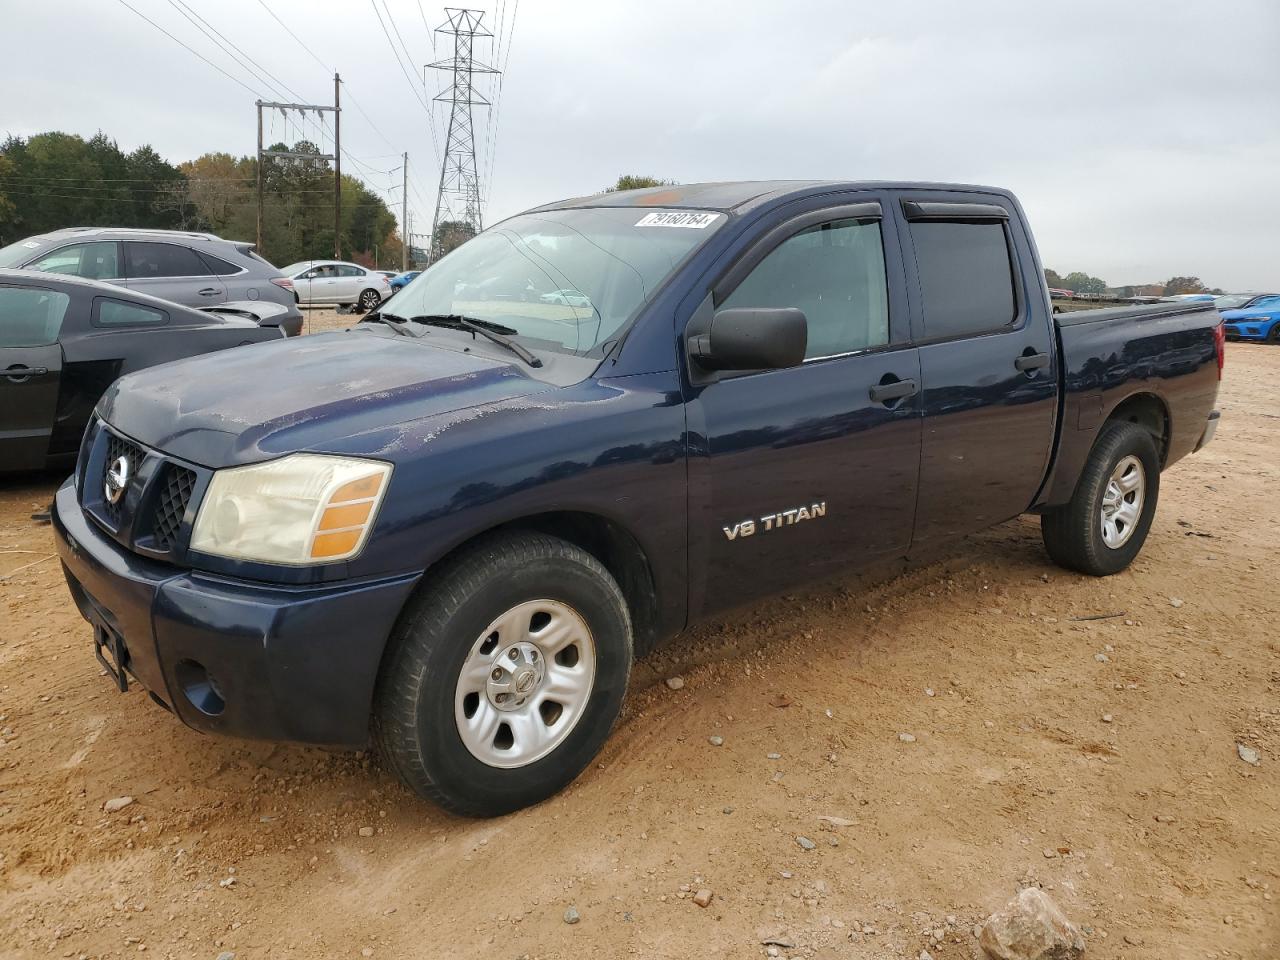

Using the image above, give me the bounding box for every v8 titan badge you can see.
[723,501,827,540]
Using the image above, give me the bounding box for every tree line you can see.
[1045,267,1223,298]
[0,131,402,268]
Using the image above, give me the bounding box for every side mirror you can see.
[689,307,807,372]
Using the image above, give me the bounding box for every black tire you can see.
[1041,420,1161,576]
[1268,324,1280,344]
[373,532,633,817]
[358,289,381,312]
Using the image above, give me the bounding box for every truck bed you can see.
[1038,300,1222,507]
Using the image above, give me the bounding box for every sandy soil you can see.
[1,337,1276,960]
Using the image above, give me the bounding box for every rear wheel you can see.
[358,288,381,312]
[1040,421,1160,576]
[374,532,633,817]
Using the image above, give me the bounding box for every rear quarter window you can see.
[92,297,169,328]
[910,220,1017,339]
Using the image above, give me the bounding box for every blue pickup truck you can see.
[52,181,1224,816]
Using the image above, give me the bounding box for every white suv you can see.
[280,260,391,312]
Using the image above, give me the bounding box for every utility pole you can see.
[402,151,409,271]
[254,76,341,262]
[427,8,499,262]
[333,72,342,260]
[256,102,264,255]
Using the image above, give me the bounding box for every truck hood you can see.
[98,329,550,467]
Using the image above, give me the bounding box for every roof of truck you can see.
[527,180,1012,217]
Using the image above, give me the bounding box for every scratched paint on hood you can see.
[99,330,552,467]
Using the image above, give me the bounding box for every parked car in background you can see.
[278,260,391,311]
[1166,293,1217,303]
[376,270,399,282]
[1221,294,1280,342]
[51,180,1223,817]
[0,269,281,473]
[0,228,303,336]
[1215,292,1276,312]
[389,270,421,292]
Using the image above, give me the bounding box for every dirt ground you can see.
[1,324,1276,960]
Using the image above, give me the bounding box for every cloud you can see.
[4,0,1277,288]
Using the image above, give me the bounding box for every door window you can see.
[26,242,120,281]
[909,221,1017,338]
[93,298,169,327]
[721,218,889,359]
[337,265,365,278]
[124,242,213,279]
[0,286,71,346]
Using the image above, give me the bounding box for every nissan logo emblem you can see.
[104,455,131,504]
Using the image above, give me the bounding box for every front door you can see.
[894,193,1060,548]
[686,203,921,618]
[0,284,69,471]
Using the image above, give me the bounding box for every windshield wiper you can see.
[360,311,420,337]
[408,314,543,368]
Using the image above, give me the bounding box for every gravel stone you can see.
[796,836,817,850]
[898,733,917,743]
[563,906,580,925]
[1237,743,1261,766]
[665,676,685,690]
[103,796,134,814]
[708,735,724,747]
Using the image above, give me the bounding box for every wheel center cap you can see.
[486,641,545,711]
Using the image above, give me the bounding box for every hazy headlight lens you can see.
[190,454,391,565]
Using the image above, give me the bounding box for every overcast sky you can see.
[5,0,1278,289]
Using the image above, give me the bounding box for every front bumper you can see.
[1223,322,1269,341]
[53,479,421,748]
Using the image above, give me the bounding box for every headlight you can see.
[190,454,391,565]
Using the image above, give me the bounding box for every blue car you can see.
[389,270,420,292]
[1222,294,1280,342]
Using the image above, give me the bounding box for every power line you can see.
[254,0,331,72]
[112,0,264,98]
[483,0,518,218]
[164,0,300,104]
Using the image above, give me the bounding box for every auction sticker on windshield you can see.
[635,211,721,229]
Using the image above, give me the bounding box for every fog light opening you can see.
[176,658,226,716]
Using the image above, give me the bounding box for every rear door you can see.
[123,241,225,307]
[337,264,366,301]
[895,192,1059,548]
[686,196,922,618]
[0,283,70,471]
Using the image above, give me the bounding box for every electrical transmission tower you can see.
[427,8,499,262]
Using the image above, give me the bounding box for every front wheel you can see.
[374,532,633,817]
[1268,323,1280,344]
[1040,421,1161,576]
[358,289,382,312]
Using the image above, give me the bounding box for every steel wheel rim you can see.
[453,599,596,769]
[1100,454,1145,548]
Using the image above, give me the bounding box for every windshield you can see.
[389,207,725,355]
[0,237,45,269]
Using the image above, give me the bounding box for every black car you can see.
[1,269,282,473]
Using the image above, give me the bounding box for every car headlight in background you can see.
[190,454,392,565]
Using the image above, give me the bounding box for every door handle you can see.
[5,365,48,381]
[1015,351,1050,373]
[198,288,221,296]
[869,377,919,404]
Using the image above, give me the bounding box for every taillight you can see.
[1213,320,1225,380]
[271,277,295,292]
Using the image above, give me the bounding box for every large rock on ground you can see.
[979,888,1085,960]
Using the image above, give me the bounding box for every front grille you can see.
[101,433,144,526]
[153,465,197,551]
